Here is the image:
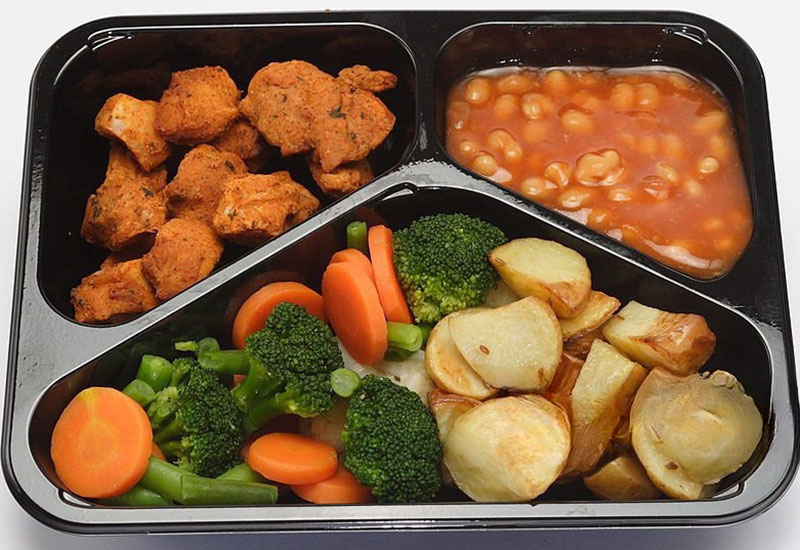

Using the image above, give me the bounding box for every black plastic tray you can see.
[3,10,797,534]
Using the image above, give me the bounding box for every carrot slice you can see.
[322,261,388,364]
[330,248,375,284]
[246,432,338,485]
[291,464,373,504]
[368,225,413,324]
[50,387,153,498]
[232,282,326,349]
[151,442,166,461]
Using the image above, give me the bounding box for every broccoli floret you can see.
[152,358,243,478]
[393,213,507,323]
[342,375,442,503]
[239,302,343,433]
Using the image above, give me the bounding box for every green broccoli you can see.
[150,357,244,478]
[236,302,344,433]
[393,213,507,323]
[342,374,442,503]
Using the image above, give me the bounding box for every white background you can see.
[2,0,799,548]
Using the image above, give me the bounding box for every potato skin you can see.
[444,395,570,502]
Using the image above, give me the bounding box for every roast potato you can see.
[482,280,520,308]
[444,395,571,502]
[584,453,661,501]
[425,310,497,400]
[448,297,562,391]
[429,390,481,486]
[602,301,716,375]
[562,340,647,477]
[489,238,591,319]
[560,291,620,339]
[544,353,585,412]
[630,369,763,500]
[563,327,603,360]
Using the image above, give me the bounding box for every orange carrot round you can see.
[151,442,166,461]
[232,282,325,349]
[330,248,375,284]
[368,225,413,324]
[246,432,338,485]
[322,261,388,364]
[291,464,373,504]
[50,387,153,498]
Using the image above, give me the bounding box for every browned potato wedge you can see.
[448,297,562,391]
[489,238,591,319]
[612,417,632,450]
[560,291,620,339]
[482,280,519,308]
[602,301,716,375]
[562,340,647,478]
[563,327,602,360]
[425,311,497,400]
[584,453,661,500]
[631,369,763,500]
[544,353,584,412]
[444,395,571,502]
[429,390,481,486]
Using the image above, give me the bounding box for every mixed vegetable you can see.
[50,212,763,506]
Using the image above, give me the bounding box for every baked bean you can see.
[574,71,601,87]
[684,178,703,197]
[573,90,603,112]
[631,111,659,130]
[656,161,679,183]
[522,120,549,144]
[472,153,498,176]
[607,187,633,202]
[667,73,693,90]
[638,135,658,156]
[490,167,513,184]
[698,155,720,174]
[465,77,492,105]
[544,69,571,93]
[544,162,572,188]
[487,129,513,150]
[704,217,724,231]
[447,101,470,130]
[521,93,555,120]
[634,83,660,109]
[561,109,593,132]
[661,133,685,160]
[497,73,534,94]
[575,150,622,186]
[693,110,726,134]
[457,139,478,156]
[642,176,673,200]
[520,177,558,199]
[503,141,523,163]
[558,187,593,210]
[618,133,636,148]
[709,134,731,161]
[610,83,635,111]
[588,208,613,231]
[493,94,519,119]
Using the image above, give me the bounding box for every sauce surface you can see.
[445,67,753,279]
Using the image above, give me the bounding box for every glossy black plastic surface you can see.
[3,10,796,535]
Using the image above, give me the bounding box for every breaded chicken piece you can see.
[155,66,240,145]
[239,60,395,172]
[81,145,168,251]
[164,144,248,226]
[142,218,224,300]
[71,259,159,323]
[337,65,397,93]
[94,93,171,171]
[211,119,270,172]
[213,172,319,246]
[308,158,374,197]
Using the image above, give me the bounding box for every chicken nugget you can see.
[308,158,374,197]
[71,259,159,323]
[142,218,224,300]
[211,119,270,172]
[337,65,398,93]
[240,60,395,172]
[164,144,248,225]
[213,172,319,246]
[95,93,171,171]
[81,145,167,251]
[155,66,240,145]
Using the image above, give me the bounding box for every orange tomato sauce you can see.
[445,67,753,279]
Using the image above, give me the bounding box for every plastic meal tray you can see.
[3,10,797,534]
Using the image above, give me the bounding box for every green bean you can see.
[136,355,174,392]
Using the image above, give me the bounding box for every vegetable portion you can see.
[247,432,338,485]
[368,225,413,323]
[51,387,153,498]
[393,213,507,323]
[330,248,375,283]
[291,464,373,504]
[342,375,442,503]
[583,453,661,501]
[346,220,369,254]
[232,281,325,349]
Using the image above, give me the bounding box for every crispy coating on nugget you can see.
[337,65,398,93]
[164,144,248,225]
[211,119,270,172]
[81,145,167,251]
[155,66,240,145]
[71,259,159,323]
[142,218,224,300]
[308,158,374,197]
[239,60,395,172]
[95,93,171,171]
[213,172,319,246]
